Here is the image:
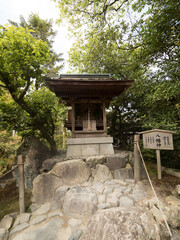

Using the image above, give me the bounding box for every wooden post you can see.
[18,155,25,213]
[156,149,162,179]
[72,101,75,135]
[102,100,107,131]
[62,125,66,149]
[134,134,141,182]
[88,108,91,131]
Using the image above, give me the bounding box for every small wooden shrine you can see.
[46,74,133,157]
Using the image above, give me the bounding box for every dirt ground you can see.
[151,174,180,198]
[144,161,180,199]
[0,178,31,221]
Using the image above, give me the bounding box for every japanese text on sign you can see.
[142,131,174,150]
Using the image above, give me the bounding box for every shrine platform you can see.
[66,137,114,157]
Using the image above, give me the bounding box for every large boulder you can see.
[51,186,69,210]
[106,156,126,170]
[41,150,67,172]
[165,195,180,206]
[176,185,180,195]
[0,215,13,230]
[41,155,64,172]
[10,217,64,240]
[165,205,180,229]
[85,156,106,168]
[164,195,180,228]
[32,159,92,205]
[13,213,31,227]
[63,187,98,219]
[69,229,83,240]
[50,160,91,185]
[80,207,160,240]
[0,228,8,240]
[15,137,51,189]
[113,168,133,180]
[32,173,62,204]
[94,164,113,183]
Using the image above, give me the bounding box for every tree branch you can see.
[117,45,141,50]
[111,0,128,12]
[0,84,8,89]
[71,0,128,19]
[19,77,31,100]
[96,0,128,16]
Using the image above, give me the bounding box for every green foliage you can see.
[0,24,49,85]
[161,134,180,169]
[54,0,180,167]
[8,13,64,77]
[0,24,65,154]
[1,87,67,139]
[68,26,142,80]
[54,0,130,32]
[24,86,67,143]
[0,130,21,175]
[0,86,67,153]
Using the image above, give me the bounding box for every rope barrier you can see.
[136,142,172,237]
[0,165,18,179]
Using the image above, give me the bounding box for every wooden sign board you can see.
[140,129,174,150]
[139,129,174,180]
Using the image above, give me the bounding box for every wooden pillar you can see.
[18,155,25,213]
[134,134,141,182]
[62,125,66,149]
[102,100,107,131]
[72,101,75,135]
[88,108,91,130]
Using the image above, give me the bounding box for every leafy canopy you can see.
[0,24,64,154]
[54,0,180,130]
[54,0,180,166]
[8,13,64,77]
[0,24,49,90]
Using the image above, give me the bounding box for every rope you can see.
[136,142,172,237]
[0,165,18,179]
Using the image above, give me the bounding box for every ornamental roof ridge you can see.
[59,73,111,79]
[46,73,133,82]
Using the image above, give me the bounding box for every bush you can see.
[0,130,21,175]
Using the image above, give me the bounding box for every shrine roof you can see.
[46,74,133,99]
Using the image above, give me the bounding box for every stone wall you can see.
[32,154,134,205]
[1,153,180,240]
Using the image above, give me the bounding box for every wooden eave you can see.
[46,76,133,99]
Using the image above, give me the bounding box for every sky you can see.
[0,0,74,73]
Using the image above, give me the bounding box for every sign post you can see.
[134,134,141,182]
[156,149,161,179]
[139,129,174,179]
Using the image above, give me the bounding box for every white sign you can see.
[140,129,174,150]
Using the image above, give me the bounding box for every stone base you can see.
[67,137,114,158]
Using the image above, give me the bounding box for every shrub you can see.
[0,130,21,175]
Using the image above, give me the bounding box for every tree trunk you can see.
[47,137,57,156]
[10,93,58,155]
